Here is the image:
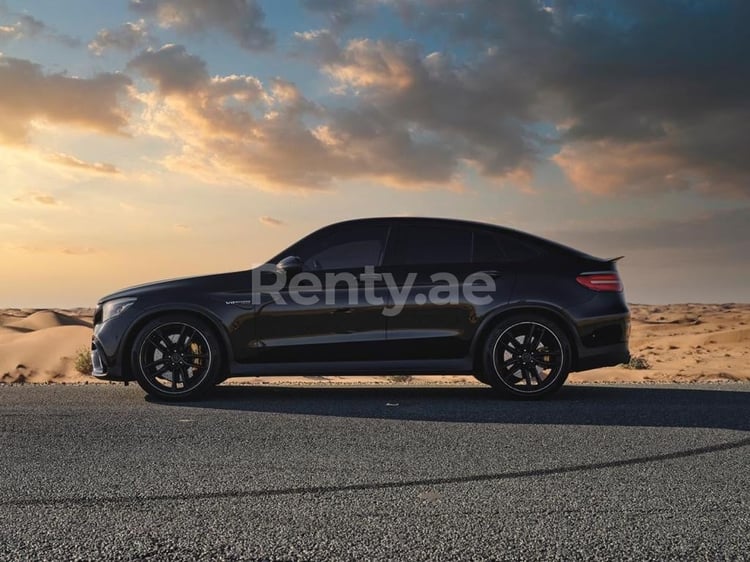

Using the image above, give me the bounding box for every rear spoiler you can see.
[608,256,625,262]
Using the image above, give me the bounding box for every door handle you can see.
[334,307,354,314]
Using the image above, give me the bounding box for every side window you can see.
[302,225,388,270]
[384,225,472,266]
[473,230,541,262]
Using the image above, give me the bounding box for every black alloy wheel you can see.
[482,314,571,398]
[131,314,222,400]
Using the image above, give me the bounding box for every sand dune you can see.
[0,304,748,385]
[6,310,92,331]
[0,324,92,384]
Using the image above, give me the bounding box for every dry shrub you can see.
[73,347,93,375]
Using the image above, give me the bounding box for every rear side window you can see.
[385,225,472,266]
[473,230,541,262]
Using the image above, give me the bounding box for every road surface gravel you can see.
[0,383,748,561]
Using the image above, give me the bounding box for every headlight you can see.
[102,298,137,322]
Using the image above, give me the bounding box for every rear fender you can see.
[470,303,581,370]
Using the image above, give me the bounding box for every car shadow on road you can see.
[155,383,750,432]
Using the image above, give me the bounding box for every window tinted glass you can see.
[299,225,388,270]
[385,225,472,265]
[307,239,383,270]
[473,230,541,262]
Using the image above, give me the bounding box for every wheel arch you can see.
[118,304,232,381]
[471,304,580,371]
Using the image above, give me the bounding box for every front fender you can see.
[116,302,233,380]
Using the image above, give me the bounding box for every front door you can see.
[254,223,391,363]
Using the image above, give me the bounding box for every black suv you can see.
[91,217,630,400]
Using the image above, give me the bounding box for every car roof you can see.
[273,216,602,263]
[327,216,510,231]
[324,216,546,243]
[330,217,602,261]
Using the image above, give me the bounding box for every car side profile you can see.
[91,217,630,400]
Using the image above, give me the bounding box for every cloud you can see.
[0,55,131,143]
[293,1,750,197]
[302,35,542,180]
[89,20,151,55]
[549,207,750,257]
[0,14,45,42]
[34,194,58,205]
[259,216,283,226]
[129,0,274,51]
[8,244,100,256]
[129,44,458,190]
[46,152,121,174]
[292,29,341,62]
[11,191,61,206]
[0,12,80,47]
[127,44,208,95]
[554,129,750,199]
[60,247,99,256]
[300,0,372,28]
[3,2,750,198]
[125,2,748,197]
[547,2,750,197]
[389,0,750,197]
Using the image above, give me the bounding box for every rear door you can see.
[379,223,515,360]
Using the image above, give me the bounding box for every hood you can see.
[97,270,249,304]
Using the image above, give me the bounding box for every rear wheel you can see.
[481,314,571,398]
[131,314,222,401]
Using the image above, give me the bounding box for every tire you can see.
[131,313,222,401]
[480,314,571,399]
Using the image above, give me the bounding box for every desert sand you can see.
[0,304,748,385]
[0,310,93,384]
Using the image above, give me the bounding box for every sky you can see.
[0,0,748,307]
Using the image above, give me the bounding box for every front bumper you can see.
[90,308,137,381]
[90,336,127,380]
[90,338,107,377]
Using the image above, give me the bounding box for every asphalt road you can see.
[0,383,748,561]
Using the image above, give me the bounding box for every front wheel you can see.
[131,314,222,401]
[481,314,571,399]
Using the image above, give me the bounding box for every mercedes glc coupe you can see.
[91,217,630,400]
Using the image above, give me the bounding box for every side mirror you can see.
[276,255,304,276]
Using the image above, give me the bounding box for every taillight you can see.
[576,272,623,292]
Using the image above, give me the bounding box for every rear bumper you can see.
[572,308,630,372]
[575,342,630,371]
